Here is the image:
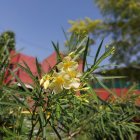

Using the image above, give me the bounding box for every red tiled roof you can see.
[6,51,65,84]
[17,53,37,84]
[6,50,37,84]
[7,51,84,84]
[41,52,57,73]
[5,51,140,105]
[95,88,140,105]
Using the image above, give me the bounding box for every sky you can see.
[0,0,110,65]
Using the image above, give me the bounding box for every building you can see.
[5,50,83,85]
[5,50,140,105]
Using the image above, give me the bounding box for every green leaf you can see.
[56,103,61,119]
[12,95,30,111]
[2,86,30,96]
[93,39,104,65]
[0,101,19,107]
[49,121,62,140]
[35,58,42,78]
[9,69,29,93]
[38,106,47,139]
[86,83,99,103]
[73,36,88,61]
[95,77,117,98]
[82,37,89,72]
[62,27,69,42]
[18,61,37,83]
[52,41,62,62]
[96,76,126,79]
[82,46,114,78]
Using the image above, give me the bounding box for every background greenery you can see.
[69,0,140,66]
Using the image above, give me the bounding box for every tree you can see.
[0,31,16,51]
[68,0,140,66]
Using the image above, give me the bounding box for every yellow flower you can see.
[40,75,50,89]
[64,75,81,89]
[21,111,31,114]
[57,56,78,71]
[40,55,82,93]
[47,112,51,119]
[66,70,82,79]
[44,80,50,89]
[50,71,81,94]
[69,78,81,89]
[50,72,66,93]
[64,69,82,89]
[40,78,44,85]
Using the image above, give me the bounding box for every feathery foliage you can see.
[0,33,139,139]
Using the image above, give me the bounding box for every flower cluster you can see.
[40,55,82,94]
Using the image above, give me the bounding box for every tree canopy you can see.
[69,0,140,66]
[0,31,15,51]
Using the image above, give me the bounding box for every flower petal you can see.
[40,78,44,85]
[63,56,71,62]
[43,80,49,89]
[53,85,63,94]
[70,81,80,89]
[63,82,71,89]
